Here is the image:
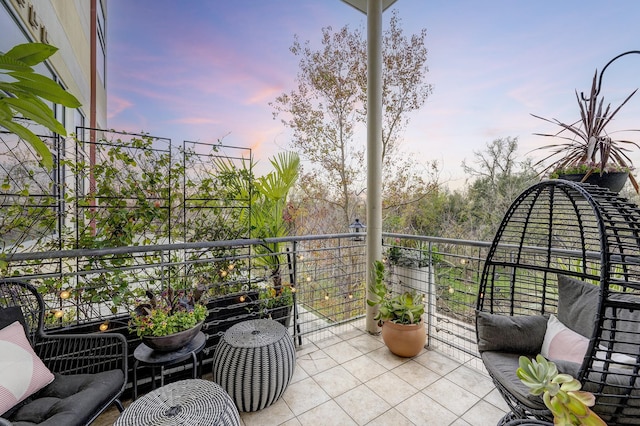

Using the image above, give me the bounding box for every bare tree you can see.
[271,11,433,227]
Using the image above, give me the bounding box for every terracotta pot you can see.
[141,321,203,352]
[381,320,426,357]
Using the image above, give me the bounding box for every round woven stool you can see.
[213,318,296,412]
[115,379,240,425]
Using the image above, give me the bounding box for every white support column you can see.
[365,0,383,335]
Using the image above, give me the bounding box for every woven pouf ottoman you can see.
[114,379,240,426]
[213,318,296,412]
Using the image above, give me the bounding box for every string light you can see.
[59,290,70,299]
[324,293,329,300]
[448,287,455,294]
[99,322,109,332]
[53,310,64,318]
[348,293,353,299]
[291,286,296,293]
[306,276,311,282]
[239,294,246,302]
[220,269,228,278]
[298,255,304,260]
[227,264,235,271]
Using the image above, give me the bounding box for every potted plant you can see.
[532,71,640,193]
[259,283,294,327]
[129,283,208,352]
[367,260,426,357]
[517,355,606,426]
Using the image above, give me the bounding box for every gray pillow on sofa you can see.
[557,275,599,338]
[476,311,547,353]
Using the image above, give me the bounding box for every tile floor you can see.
[96,322,509,425]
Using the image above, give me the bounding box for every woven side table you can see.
[213,318,296,412]
[114,379,240,426]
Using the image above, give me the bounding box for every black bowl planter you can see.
[141,321,204,352]
[558,171,629,193]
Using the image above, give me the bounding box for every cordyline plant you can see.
[532,70,640,193]
[517,355,606,426]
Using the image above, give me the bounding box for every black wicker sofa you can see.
[0,280,127,426]
[476,181,640,425]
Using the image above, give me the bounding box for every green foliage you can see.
[259,284,294,310]
[129,303,207,338]
[0,43,81,169]
[367,260,425,325]
[517,355,606,426]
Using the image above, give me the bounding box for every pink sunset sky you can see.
[107,0,640,189]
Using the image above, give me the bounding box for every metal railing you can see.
[1,232,492,371]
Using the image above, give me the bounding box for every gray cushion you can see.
[557,275,599,338]
[4,370,124,426]
[476,311,547,353]
[604,292,640,354]
[0,306,29,338]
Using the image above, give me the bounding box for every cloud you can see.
[107,95,133,119]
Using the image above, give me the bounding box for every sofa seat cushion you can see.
[3,370,124,426]
[481,351,582,413]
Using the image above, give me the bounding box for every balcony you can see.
[3,231,509,424]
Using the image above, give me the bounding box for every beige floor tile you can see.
[392,359,442,390]
[322,340,364,364]
[282,377,331,416]
[396,392,458,425]
[347,333,385,354]
[445,365,495,398]
[240,398,295,426]
[483,388,510,412]
[366,346,411,370]
[422,378,480,416]
[460,400,506,426]
[313,364,362,398]
[335,384,392,426]
[290,361,310,384]
[296,349,338,376]
[414,349,461,375]
[365,408,414,426]
[296,400,358,426]
[449,418,472,426]
[342,354,388,382]
[313,334,343,349]
[280,418,303,426]
[365,371,418,406]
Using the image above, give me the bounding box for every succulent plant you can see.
[517,355,606,426]
[366,260,425,325]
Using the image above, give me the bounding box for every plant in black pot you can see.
[129,282,208,352]
[532,71,640,193]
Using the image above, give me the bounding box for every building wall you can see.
[2,0,106,132]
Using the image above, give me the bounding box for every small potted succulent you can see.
[532,71,640,193]
[367,260,426,357]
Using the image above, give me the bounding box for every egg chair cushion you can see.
[476,311,547,354]
[557,275,599,337]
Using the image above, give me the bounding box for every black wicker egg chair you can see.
[475,180,640,425]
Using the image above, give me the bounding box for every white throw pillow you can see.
[0,321,55,416]
[541,314,589,364]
